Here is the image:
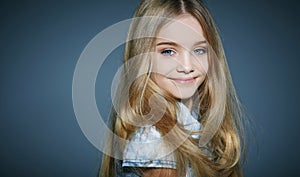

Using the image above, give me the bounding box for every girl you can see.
[100,0,245,176]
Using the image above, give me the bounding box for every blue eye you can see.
[161,49,175,56]
[194,48,206,55]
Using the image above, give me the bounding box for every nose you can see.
[176,51,194,73]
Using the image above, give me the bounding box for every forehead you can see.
[156,15,205,45]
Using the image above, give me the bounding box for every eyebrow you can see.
[156,41,179,47]
[156,40,207,47]
[194,40,207,46]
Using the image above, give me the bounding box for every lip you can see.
[169,77,198,84]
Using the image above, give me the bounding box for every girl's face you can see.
[151,14,208,100]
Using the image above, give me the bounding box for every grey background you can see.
[1,0,299,177]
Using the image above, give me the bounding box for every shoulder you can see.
[128,126,161,142]
[122,126,176,169]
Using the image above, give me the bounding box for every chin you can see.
[176,95,195,100]
[171,90,198,100]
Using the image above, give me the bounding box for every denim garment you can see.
[119,102,201,177]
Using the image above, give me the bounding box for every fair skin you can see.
[151,14,208,111]
[146,14,208,176]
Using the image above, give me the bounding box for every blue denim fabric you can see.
[122,126,177,169]
[116,160,142,177]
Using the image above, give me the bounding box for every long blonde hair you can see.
[99,0,245,176]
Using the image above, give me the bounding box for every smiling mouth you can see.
[169,77,198,84]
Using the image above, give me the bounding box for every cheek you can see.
[150,73,169,91]
[151,57,178,76]
[203,58,209,73]
[195,57,209,74]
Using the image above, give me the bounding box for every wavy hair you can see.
[99,0,245,176]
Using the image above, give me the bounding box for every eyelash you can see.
[160,48,207,56]
[193,48,207,55]
[161,49,176,56]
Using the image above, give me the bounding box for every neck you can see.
[181,98,193,111]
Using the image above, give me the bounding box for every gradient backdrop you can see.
[1,0,299,177]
